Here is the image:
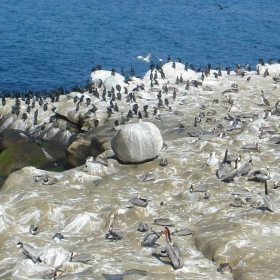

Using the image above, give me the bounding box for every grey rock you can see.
[111,122,163,163]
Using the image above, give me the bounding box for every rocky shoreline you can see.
[1,60,280,279]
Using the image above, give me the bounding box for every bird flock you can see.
[1,56,280,279]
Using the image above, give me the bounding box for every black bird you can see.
[216,3,228,10]
[52,232,65,242]
[22,113,28,121]
[159,157,168,167]
[29,225,39,235]
[34,109,38,119]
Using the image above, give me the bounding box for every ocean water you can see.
[0,0,279,92]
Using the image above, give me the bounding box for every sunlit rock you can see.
[111,122,163,163]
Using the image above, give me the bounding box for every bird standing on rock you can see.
[29,224,39,235]
[161,227,184,269]
[17,242,42,263]
[204,190,210,200]
[261,90,270,106]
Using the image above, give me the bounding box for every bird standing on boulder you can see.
[17,242,42,263]
[161,227,184,269]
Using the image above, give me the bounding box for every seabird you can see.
[137,221,149,232]
[129,196,149,208]
[29,225,39,235]
[171,228,193,236]
[161,227,184,269]
[262,180,275,212]
[261,90,270,106]
[206,152,220,166]
[141,229,162,247]
[143,172,156,182]
[70,252,94,263]
[230,197,243,207]
[136,53,152,63]
[217,263,233,274]
[54,273,79,280]
[102,269,147,280]
[107,214,123,240]
[190,183,207,193]
[52,232,65,242]
[17,242,42,263]
[154,218,174,227]
[204,190,210,200]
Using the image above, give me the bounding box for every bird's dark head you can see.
[17,242,23,248]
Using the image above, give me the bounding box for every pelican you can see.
[137,221,149,232]
[261,90,270,106]
[96,154,108,166]
[143,172,156,182]
[42,268,62,279]
[241,143,260,152]
[262,180,275,212]
[107,214,123,240]
[17,242,42,263]
[54,273,79,280]
[171,227,193,236]
[206,152,219,166]
[216,3,228,10]
[42,176,58,185]
[141,229,162,247]
[129,196,149,207]
[216,149,230,179]
[230,197,243,207]
[136,53,152,63]
[154,218,174,227]
[34,174,49,182]
[52,232,65,242]
[70,252,94,263]
[193,116,203,139]
[219,168,239,182]
[237,155,252,176]
[190,183,207,193]
[159,157,168,167]
[161,227,184,269]
[248,166,271,182]
[103,269,147,280]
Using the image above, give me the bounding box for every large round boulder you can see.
[111,122,163,163]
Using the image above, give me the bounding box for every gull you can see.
[136,53,152,63]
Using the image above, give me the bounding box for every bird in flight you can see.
[136,53,163,63]
[136,53,152,63]
[216,3,228,10]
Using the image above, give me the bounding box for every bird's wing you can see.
[166,242,183,268]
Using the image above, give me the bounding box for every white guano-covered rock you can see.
[111,122,163,163]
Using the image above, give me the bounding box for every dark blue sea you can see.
[0,0,279,93]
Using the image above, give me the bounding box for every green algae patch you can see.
[0,141,65,176]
